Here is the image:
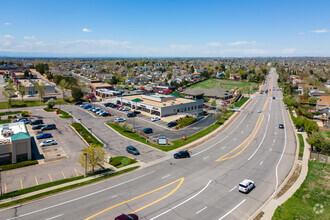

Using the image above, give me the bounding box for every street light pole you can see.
[84,152,87,177]
[0,168,2,196]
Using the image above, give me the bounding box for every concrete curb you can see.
[69,122,106,148]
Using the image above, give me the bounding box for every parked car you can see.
[75,101,83,105]
[122,107,130,111]
[115,118,126,122]
[151,117,161,122]
[110,103,118,108]
[126,145,139,155]
[40,139,57,147]
[273,97,276,99]
[14,118,29,123]
[114,213,139,220]
[174,150,190,159]
[127,112,136,117]
[257,109,262,113]
[41,124,56,131]
[132,110,141,114]
[233,108,240,112]
[83,105,92,109]
[30,119,43,125]
[167,121,177,128]
[238,179,255,193]
[103,102,111,107]
[100,112,110,117]
[92,107,101,113]
[32,124,45,130]
[37,133,53,139]
[279,124,284,129]
[142,128,153,134]
[80,104,85,108]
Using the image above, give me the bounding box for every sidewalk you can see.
[258,132,310,219]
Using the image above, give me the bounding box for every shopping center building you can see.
[116,93,204,117]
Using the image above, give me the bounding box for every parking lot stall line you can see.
[35,177,39,185]
[48,173,53,182]
[5,184,7,193]
[75,169,85,175]
[61,171,66,179]
[20,180,23,189]
[74,169,79,177]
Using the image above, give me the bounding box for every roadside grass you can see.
[189,79,258,93]
[272,161,330,220]
[297,134,304,159]
[106,111,234,152]
[71,123,103,147]
[0,160,38,171]
[0,119,11,124]
[110,156,137,168]
[232,97,249,108]
[59,109,72,118]
[176,116,196,129]
[0,166,139,208]
[0,111,22,116]
[320,130,330,139]
[0,100,45,109]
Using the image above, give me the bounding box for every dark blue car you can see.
[37,133,53,139]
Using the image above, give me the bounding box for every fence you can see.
[310,151,330,164]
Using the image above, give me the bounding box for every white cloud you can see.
[228,41,257,46]
[82,28,92,32]
[310,29,329,33]
[1,35,14,39]
[4,22,12,26]
[206,42,222,47]
[24,36,36,40]
[281,48,297,54]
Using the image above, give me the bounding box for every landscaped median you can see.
[106,111,234,151]
[43,107,72,118]
[110,156,137,168]
[0,166,139,208]
[71,123,103,147]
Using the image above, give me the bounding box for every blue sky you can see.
[0,0,329,57]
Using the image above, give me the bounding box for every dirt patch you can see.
[253,211,264,220]
[275,161,302,199]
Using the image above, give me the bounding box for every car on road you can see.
[279,124,284,129]
[40,139,57,147]
[114,213,139,220]
[75,101,83,105]
[238,179,255,193]
[37,133,53,139]
[41,124,56,131]
[142,128,153,134]
[174,150,190,159]
[30,119,43,125]
[127,112,136,117]
[32,124,45,130]
[115,118,126,122]
[126,145,139,155]
[257,109,262,113]
[151,117,161,122]
[167,121,177,128]
[273,97,276,99]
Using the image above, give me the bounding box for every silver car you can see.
[40,139,57,147]
[238,179,255,193]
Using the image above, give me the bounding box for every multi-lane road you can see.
[0,68,296,220]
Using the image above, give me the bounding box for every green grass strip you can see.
[71,123,103,147]
[0,100,45,109]
[59,109,72,118]
[0,111,22,116]
[0,167,139,208]
[232,97,249,108]
[110,156,137,168]
[297,134,304,159]
[0,119,12,124]
[0,160,38,171]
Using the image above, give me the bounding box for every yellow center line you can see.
[262,98,269,111]
[35,177,39,185]
[48,173,53,182]
[20,180,23,189]
[218,113,264,161]
[61,171,66,179]
[85,177,184,220]
[216,114,262,162]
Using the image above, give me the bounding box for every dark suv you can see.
[142,128,153,134]
[174,150,190,159]
[114,214,138,220]
[127,112,136,117]
[41,124,56,131]
[167,121,177,128]
[30,119,44,125]
[126,145,139,155]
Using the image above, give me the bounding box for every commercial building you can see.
[116,93,203,117]
[0,122,32,165]
[182,88,233,100]
[18,79,56,95]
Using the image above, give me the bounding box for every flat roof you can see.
[0,122,27,141]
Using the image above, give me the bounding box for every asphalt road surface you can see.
[0,68,296,220]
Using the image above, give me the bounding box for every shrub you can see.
[21,111,31,117]
[110,157,121,167]
[46,98,56,109]
[0,160,38,171]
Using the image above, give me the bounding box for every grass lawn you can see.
[0,119,12,124]
[59,109,72,118]
[320,130,330,139]
[0,160,38,171]
[0,111,22,116]
[297,134,304,159]
[232,97,249,108]
[273,161,330,220]
[110,156,137,168]
[71,123,103,147]
[0,100,45,109]
[189,78,259,93]
[176,117,196,129]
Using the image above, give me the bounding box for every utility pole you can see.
[84,153,87,177]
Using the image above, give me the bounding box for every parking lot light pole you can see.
[84,153,87,177]
[0,168,2,196]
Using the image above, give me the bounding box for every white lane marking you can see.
[275,132,277,135]
[150,180,212,220]
[192,114,248,157]
[218,199,246,220]
[248,113,270,160]
[260,161,263,166]
[233,138,237,141]
[44,214,63,220]
[272,97,288,197]
[161,174,172,179]
[5,171,155,220]
[273,139,275,143]
[203,156,209,160]
[196,207,207,215]
[249,96,260,111]
[221,146,226,150]
[111,195,118,198]
[241,131,244,134]
[229,186,237,192]
[270,148,272,151]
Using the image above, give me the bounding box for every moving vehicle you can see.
[151,117,161,122]
[115,118,125,122]
[167,121,177,128]
[238,179,255,193]
[37,133,53,139]
[126,145,139,155]
[41,124,56,131]
[273,97,276,99]
[174,150,190,159]
[142,128,153,134]
[257,109,262,113]
[114,213,139,220]
[279,124,284,129]
[40,139,57,147]
[32,125,45,130]
[30,119,43,125]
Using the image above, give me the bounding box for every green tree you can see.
[214,112,223,121]
[307,131,330,154]
[46,98,56,109]
[211,100,217,107]
[78,146,106,174]
[2,84,15,109]
[35,81,46,101]
[190,66,195,73]
[59,79,69,99]
[304,120,319,134]
[110,76,118,84]
[17,85,26,101]
[119,122,133,131]
[24,70,29,78]
[71,87,84,100]
[308,97,318,105]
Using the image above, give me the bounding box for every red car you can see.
[114,214,138,220]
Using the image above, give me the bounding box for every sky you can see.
[0,0,330,57]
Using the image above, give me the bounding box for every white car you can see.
[257,109,262,113]
[151,117,161,122]
[233,108,240,112]
[40,139,57,147]
[115,118,126,122]
[238,179,255,193]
